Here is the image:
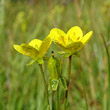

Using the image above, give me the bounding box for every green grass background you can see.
[0,0,110,110]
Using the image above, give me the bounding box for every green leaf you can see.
[51,79,59,91]
[60,77,67,90]
[27,59,36,66]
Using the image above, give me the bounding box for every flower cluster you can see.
[13,26,93,63]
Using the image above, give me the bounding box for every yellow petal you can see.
[66,42,83,53]
[13,45,24,54]
[13,44,39,59]
[55,42,83,54]
[81,31,93,44]
[29,39,42,50]
[50,28,67,47]
[21,44,39,59]
[67,26,83,42]
[39,35,52,58]
[54,42,67,51]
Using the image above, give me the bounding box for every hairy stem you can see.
[39,64,50,110]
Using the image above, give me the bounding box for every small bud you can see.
[51,51,54,57]
[48,51,60,79]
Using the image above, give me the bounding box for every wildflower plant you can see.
[13,26,93,110]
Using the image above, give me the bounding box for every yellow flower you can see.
[13,35,52,64]
[49,26,93,55]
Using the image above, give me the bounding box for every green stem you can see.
[68,55,72,84]
[52,91,54,110]
[56,86,59,110]
[64,91,68,110]
[39,64,50,110]
[64,55,72,110]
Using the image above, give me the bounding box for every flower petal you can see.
[29,39,42,50]
[67,26,83,42]
[39,35,52,58]
[13,45,24,54]
[66,42,83,53]
[50,28,67,47]
[81,31,93,44]
[13,44,39,59]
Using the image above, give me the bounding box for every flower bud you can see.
[48,51,60,79]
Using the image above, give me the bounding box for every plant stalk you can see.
[39,64,50,110]
[52,91,54,110]
[68,55,72,84]
[56,86,59,110]
[64,55,72,110]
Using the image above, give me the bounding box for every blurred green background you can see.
[0,0,110,110]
